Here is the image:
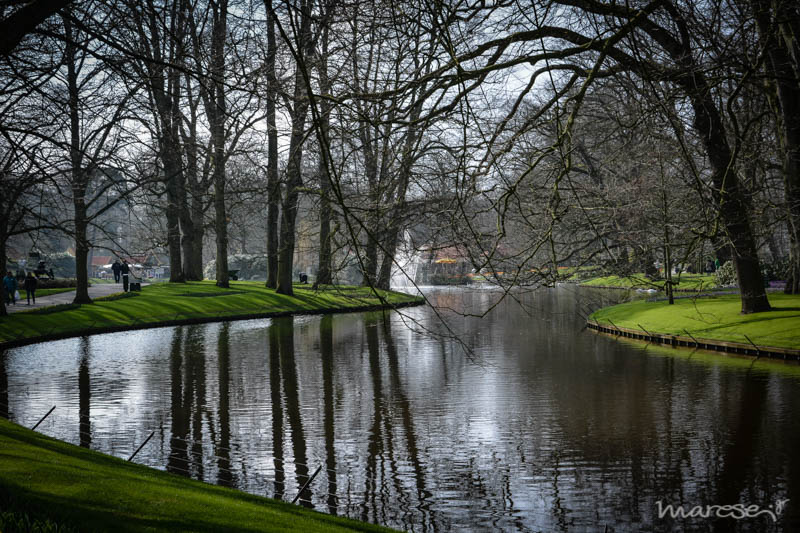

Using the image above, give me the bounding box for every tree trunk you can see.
[165,153,185,283]
[276,0,314,296]
[265,0,279,289]
[314,25,333,288]
[0,239,7,316]
[377,226,399,290]
[211,0,229,288]
[650,11,770,313]
[72,200,92,304]
[750,0,800,294]
[64,16,91,304]
[182,129,203,281]
[190,183,205,279]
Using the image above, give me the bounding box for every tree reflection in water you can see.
[3,289,799,532]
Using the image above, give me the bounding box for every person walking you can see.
[121,260,130,292]
[3,271,18,305]
[112,259,122,283]
[23,271,37,305]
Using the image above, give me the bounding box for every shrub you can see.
[34,279,78,289]
[715,261,737,287]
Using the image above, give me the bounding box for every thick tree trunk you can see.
[211,0,229,288]
[652,18,770,313]
[276,0,313,296]
[314,26,333,288]
[72,201,92,304]
[750,0,800,295]
[316,184,333,287]
[165,154,185,283]
[265,0,279,289]
[377,226,399,290]
[64,18,91,305]
[190,181,205,279]
[214,170,229,287]
[181,138,203,281]
[361,237,378,287]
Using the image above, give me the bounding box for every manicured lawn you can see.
[0,281,422,345]
[0,418,395,533]
[590,293,800,350]
[580,273,717,291]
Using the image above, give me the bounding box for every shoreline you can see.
[586,319,800,361]
[0,281,424,350]
[587,292,800,361]
[0,298,423,350]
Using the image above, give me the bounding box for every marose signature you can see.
[657,499,789,521]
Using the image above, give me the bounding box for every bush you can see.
[762,257,791,282]
[34,279,78,289]
[715,261,737,287]
[204,254,269,281]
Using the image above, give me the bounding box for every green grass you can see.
[590,293,800,350]
[580,273,717,291]
[0,418,395,533]
[0,281,422,345]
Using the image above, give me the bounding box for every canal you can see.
[2,287,798,531]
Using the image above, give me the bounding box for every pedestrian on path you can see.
[3,271,18,305]
[112,259,121,283]
[24,272,38,305]
[121,260,130,292]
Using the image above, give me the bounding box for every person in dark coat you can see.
[121,260,130,292]
[112,259,122,283]
[23,271,37,305]
[3,271,17,305]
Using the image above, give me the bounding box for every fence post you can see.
[128,431,155,462]
[31,405,56,430]
[292,465,322,505]
[743,334,762,358]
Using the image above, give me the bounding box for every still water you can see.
[2,287,799,532]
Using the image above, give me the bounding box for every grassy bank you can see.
[0,418,394,533]
[590,293,800,350]
[0,281,422,346]
[579,273,717,291]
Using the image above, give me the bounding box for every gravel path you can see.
[5,282,147,313]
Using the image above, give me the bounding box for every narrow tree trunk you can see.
[265,0,279,289]
[64,16,91,304]
[0,239,7,316]
[211,0,229,288]
[314,25,333,288]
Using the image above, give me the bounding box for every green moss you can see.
[0,281,422,345]
[590,293,800,349]
[0,419,396,532]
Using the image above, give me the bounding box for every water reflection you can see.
[320,315,338,515]
[276,316,312,507]
[268,320,285,500]
[2,288,799,532]
[78,338,90,448]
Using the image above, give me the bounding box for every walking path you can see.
[5,282,147,313]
